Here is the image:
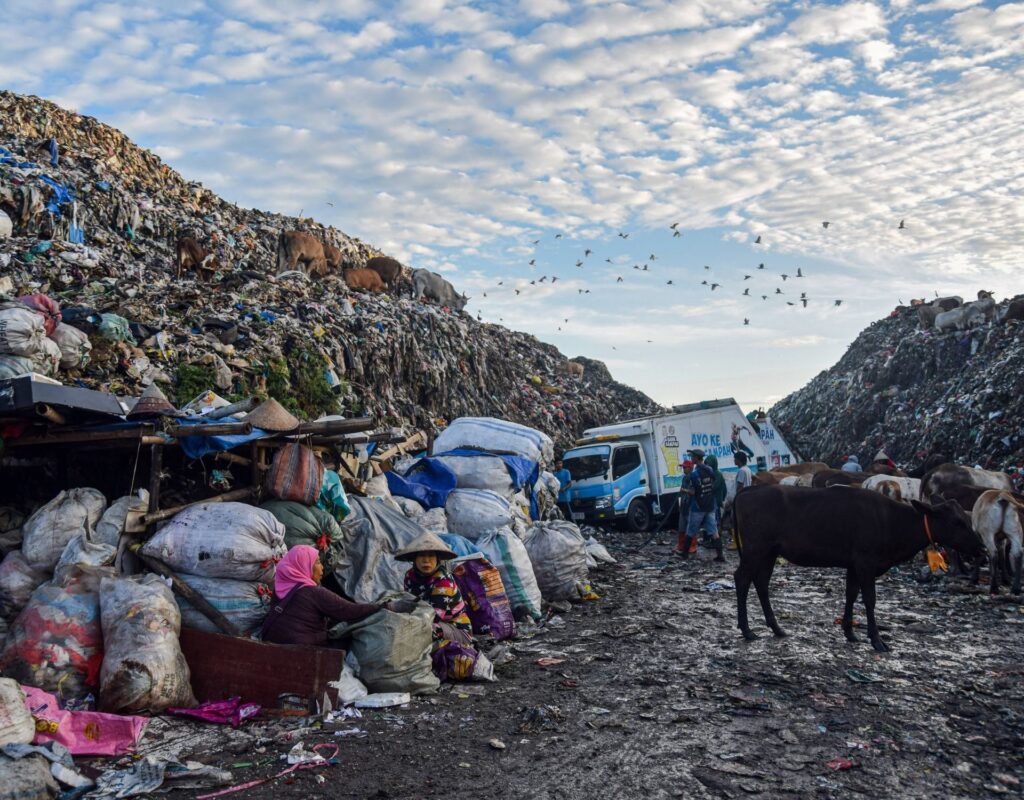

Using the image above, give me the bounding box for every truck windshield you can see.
[564,452,608,480]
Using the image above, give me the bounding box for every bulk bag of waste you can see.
[21,488,107,571]
[433,454,516,497]
[174,575,271,635]
[0,677,34,746]
[139,502,286,583]
[16,294,61,337]
[20,684,147,756]
[451,557,516,641]
[0,354,34,380]
[0,552,49,618]
[0,306,48,357]
[98,573,196,713]
[445,489,512,540]
[333,497,428,604]
[419,507,449,534]
[433,417,554,465]
[29,337,61,377]
[1,567,109,700]
[93,492,148,548]
[261,501,345,573]
[475,528,542,621]
[52,535,115,582]
[520,521,592,602]
[265,443,324,506]
[330,602,439,695]
[49,322,91,370]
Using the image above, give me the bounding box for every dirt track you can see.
[149,534,1024,799]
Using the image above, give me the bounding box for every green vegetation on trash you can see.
[173,363,217,405]
[261,343,338,420]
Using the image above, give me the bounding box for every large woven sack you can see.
[99,574,196,713]
[475,527,542,621]
[0,306,47,357]
[21,488,107,571]
[520,521,590,601]
[260,500,345,573]
[445,489,512,540]
[265,444,324,506]
[16,294,61,337]
[451,557,516,641]
[1,567,110,701]
[433,454,514,497]
[50,322,91,370]
[94,492,148,548]
[53,534,116,582]
[0,552,48,619]
[331,601,439,695]
[433,417,554,465]
[139,502,286,582]
[175,574,271,635]
[27,337,60,377]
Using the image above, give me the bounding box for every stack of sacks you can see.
[139,502,285,635]
[0,294,91,379]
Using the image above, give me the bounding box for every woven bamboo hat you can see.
[394,532,457,562]
[242,398,300,432]
[127,384,180,419]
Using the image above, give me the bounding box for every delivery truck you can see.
[560,399,772,531]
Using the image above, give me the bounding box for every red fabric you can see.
[17,294,61,336]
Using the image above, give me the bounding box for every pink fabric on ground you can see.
[22,685,147,756]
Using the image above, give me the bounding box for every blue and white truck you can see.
[560,399,772,531]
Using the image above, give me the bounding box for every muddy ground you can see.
[130,533,1024,800]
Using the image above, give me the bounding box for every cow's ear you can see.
[910,499,932,515]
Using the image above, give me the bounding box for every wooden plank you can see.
[166,422,253,438]
[179,627,346,709]
[5,426,157,447]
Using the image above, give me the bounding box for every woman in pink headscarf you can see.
[261,545,390,647]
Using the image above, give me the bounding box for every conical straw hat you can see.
[394,532,458,562]
[127,383,180,419]
[242,398,300,432]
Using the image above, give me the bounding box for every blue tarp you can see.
[175,415,273,460]
[440,534,482,558]
[385,458,457,510]
[0,147,38,170]
[39,176,75,218]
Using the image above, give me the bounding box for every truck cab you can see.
[561,439,653,531]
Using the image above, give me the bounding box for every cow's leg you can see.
[842,568,860,642]
[753,559,786,638]
[1011,544,1023,596]
[734,559,757,641]
[990,551,1000,595]
[858,572,889,652]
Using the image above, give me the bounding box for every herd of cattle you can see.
[731,460,1022,652]
[174,230,468,311]
[913,290,1024,329]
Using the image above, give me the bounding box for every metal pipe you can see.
[204,397,258,420]
[34,403,66,425]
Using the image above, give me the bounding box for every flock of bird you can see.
[474,218,915,329]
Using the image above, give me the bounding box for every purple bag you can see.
[431,639,480,683]
[451,557,516,641]
[166,697,260,727]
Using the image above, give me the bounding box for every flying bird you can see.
[710,283,720,291]
[619,232,629,239]
[575,260,583,267]
[742,288,750,296]
[531,239,540,245]
[555,233,563,239]
[796,268,804,278]
[835,299,843,306]
[801,297,808,308]
[670,222,680,230]
[498,281,504,286]
[649,254,657,261]
[754,235,762,244]
[743,318,749,325]
[515,289,521,295]
[539,276,547,282]
[552,276,559,283]
[584,249,592,257]
[326,201,334,207]
[673,230,681,238]
[641,264,649,272]
[616,276,624,283]
[761,295,768,300]
[821,221,829,229]
[704,265,710,270]
[776,288,783,294]
[529,280,536,285]
[564,318,569,323]
[898,220,906,230]
[786,301,795,306]
[780,274,789,281]
[529,259,536,266]
[701,280,708,286]
[605,258,613,264]
[483,292,487,298]
[633,264,641,270]
[757,263,765,270]
[743,274,752,280]
[667,280,674,285]
[584,289,591,294]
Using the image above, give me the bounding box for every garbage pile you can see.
[770,296,1024,468]
[0,90,662,449]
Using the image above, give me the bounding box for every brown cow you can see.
[922,463,1013,500]
[366,256,404,288]
[752,471,783,486]
[811,468,869,488]
[176,236,218,280]
[565,361,584,380]
[770,462,828,476]
[343,268,386,293]
[322,241,344,273]
[278,231,328,277]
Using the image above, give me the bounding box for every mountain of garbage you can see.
[0,91,662,448]
[770,295,1024,470]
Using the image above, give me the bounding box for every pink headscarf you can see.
[274,545,320,600]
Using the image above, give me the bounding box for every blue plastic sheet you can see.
[385,458,457,510]
[175,416,273,460]
[0,146,38,169]
[39,176,75,218]
[440,534,482,558]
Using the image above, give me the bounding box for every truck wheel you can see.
[626,499,651,532]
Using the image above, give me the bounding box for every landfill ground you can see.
[131,531,1024,800]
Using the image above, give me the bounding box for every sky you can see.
[1,0,1022,412]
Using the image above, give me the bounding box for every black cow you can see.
[733,485,984,652]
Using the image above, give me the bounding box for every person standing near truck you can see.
[671,460,695,555]
[553,457,572,518]
[679,449,724,562]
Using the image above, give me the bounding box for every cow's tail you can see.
[276,232,287,273]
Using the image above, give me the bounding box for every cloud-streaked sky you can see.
[3,1,1022,411]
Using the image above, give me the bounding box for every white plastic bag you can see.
[50,323,92,370]
[445,489,512,540]
[98,574,196,713]
[520,521,591,602]
[0,306,47,357]
[53,534,116,582]
[0,677,35,746]
[433,417,554,465]
[21,489,107,571]
[94,491,149,548]
[0,552,49,618]
[139,502,286,582]
[329,662,368,706]
[476,527,542,621]
[585,535,617,565]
